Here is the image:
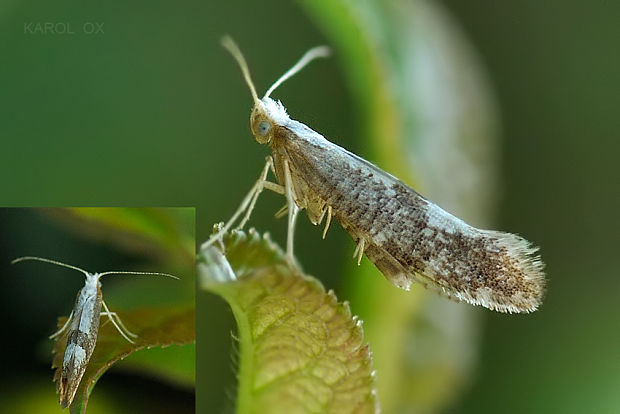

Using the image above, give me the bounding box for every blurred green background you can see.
[1,1,619,413]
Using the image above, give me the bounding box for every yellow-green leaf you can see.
[199,229,378,414]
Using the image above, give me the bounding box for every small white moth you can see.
[204,37,545,314]
[11,256,179,409]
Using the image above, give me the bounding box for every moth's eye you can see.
[258,121,271,136]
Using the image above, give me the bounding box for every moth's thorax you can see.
[74,273,102,334]
[83,273,101,293]
[250,98,291,144]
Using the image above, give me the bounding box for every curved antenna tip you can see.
[220,35,261,106]
[11,256,90,276]
[97,271,180,280]
[264,45,332,99]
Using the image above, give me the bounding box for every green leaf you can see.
[198,229,378,414]
[52,305,195,414]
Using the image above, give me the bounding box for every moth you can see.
[204,36,545,314]
[11,256,179,408]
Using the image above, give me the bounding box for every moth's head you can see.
[86,272,101,288]
[221,36,330,145]
[249,101,273,144]
[250,98,290,144]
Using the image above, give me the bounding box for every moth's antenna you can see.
[221,36,261,107]
[11,256,90,277]
[264,45,331,99]
[98,271,179,280]
[12,256,179,280]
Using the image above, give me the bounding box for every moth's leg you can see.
[49,310,73,339]
[322,205,332,239]
[274,204,288,219]
[101,300,137,343]
[283,159,300,263]
[236,157,285,230]
[352,238,366,266]
[201,157,282,250]
[105,311,138,338]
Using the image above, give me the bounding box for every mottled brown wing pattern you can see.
[276,121,545,313]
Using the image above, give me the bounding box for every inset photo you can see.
[0,208,195,414]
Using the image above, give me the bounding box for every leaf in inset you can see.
[51,305,195,414]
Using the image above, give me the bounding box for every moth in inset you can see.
[204,37,545,314]
[11,256,179,409]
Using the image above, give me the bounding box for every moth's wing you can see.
[363,242,461,304]
[363,243,415,290]
[280,121,544,313]
[57,288,103,408]
[363,227,545,313]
